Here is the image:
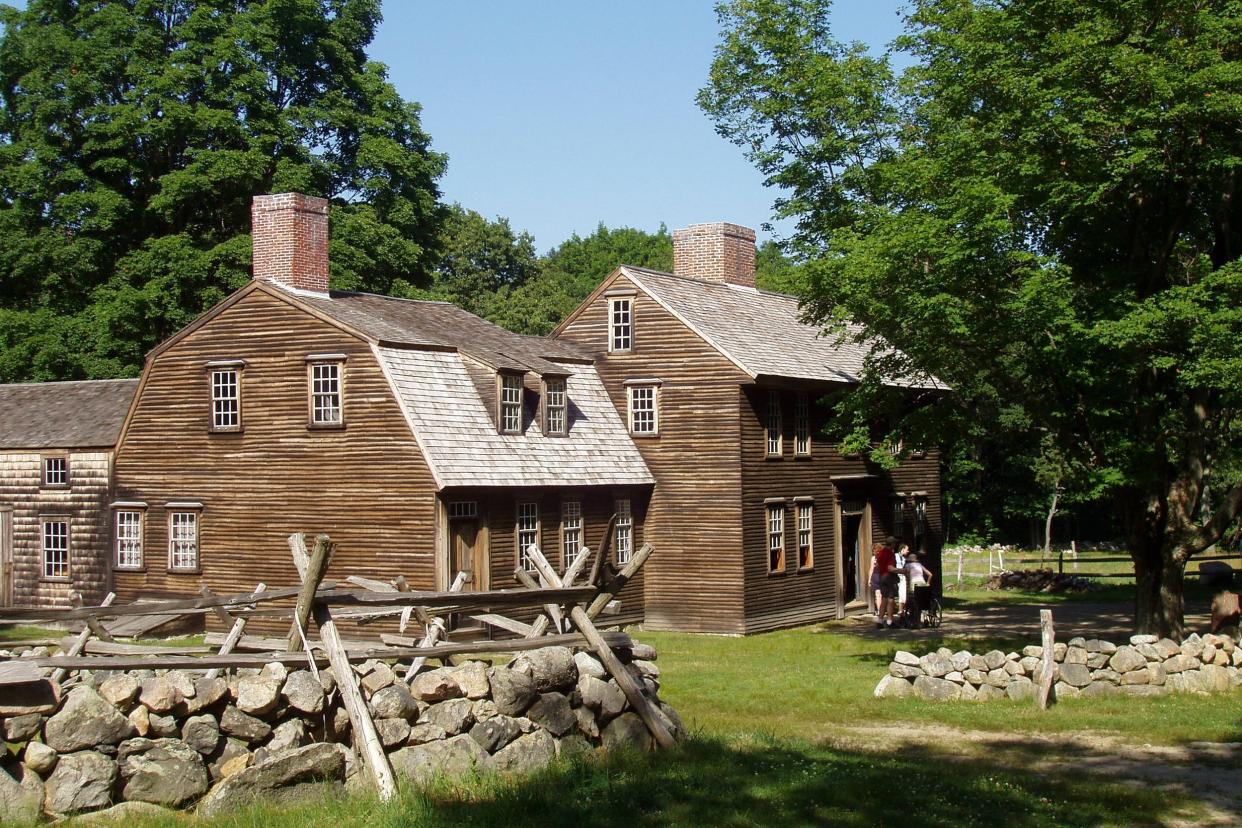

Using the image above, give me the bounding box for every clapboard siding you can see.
[113,290,438,627]
[557,274,750,634]
[0,451,113,607]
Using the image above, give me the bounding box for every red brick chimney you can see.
[251,193,330,296]
[672,222,756,287]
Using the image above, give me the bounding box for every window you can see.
[767,503,785,573]
[43,457,68,487]
[544,378,567,435]
[561,501,583,568]
[309,362,343,426]
[889,438,904,457]
[169,511,199,571]
[627,384,658,435]
[797,502,814,570]
[448,501,478,520]
[42,519,69,579]
[766,392,783,456]
[609,297,633,352]
[892,501,907,537]
[115,510,144,570]
[914,498,927,536]
[794,393,811,456]
[614,499,633,565]
[210,368,240,430]
[517,502,540,572]
[500,373,524,434]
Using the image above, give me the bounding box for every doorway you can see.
[449,518,487,592]
[838,496,872,611]
[0,509,11,606]
[841,513,863,604]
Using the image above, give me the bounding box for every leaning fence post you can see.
[1036,609,1056,710]
[53,593,115,683]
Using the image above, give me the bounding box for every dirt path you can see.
[834,723,1242,826]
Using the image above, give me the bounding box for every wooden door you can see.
[449,519,487,592]
[0,509,11,607]
[838,497,873,610]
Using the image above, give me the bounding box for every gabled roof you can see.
[299,291,588,376]
[594,266,945,390]
[378,347,653,489]
[0,379,139,450]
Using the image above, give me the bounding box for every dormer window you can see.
[794,392,811,456]
[500,373,523,434]
[543,377,567,435]
[609,297,633,353]
[765,391,783,456]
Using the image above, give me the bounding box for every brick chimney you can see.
[672,222,756,287]
[251,193,330,296]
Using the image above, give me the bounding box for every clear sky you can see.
[371,2,907,252]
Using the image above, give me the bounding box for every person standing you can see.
[874,537,899,629]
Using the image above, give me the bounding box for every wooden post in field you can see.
[586,543,653,620]
[1036,609,1056,710]
[287,535,332,651]
[956,547,964,588]
[402,571,466,681]
[290,533,397,801]
[54,593,115,683]
[1058,547,1065,575]
[206,582,266,680]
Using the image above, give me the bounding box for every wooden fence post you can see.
[402,571,466,681]
[53,593,115,683]
[205,583,266,680]
[287,536,332,651]
[1036,609,1056,710]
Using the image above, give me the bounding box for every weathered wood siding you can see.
[557,274,750,633]
[113,290,438,628]
[739,386,944,634]
[0,451,113,607]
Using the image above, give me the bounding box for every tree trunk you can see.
[1043,488,1059,564]
[1132,540,1186,640]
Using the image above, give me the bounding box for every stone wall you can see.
[875,632,1242,702]
[0,643,683,822]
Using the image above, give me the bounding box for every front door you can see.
[841,514,863,604]
[449,518,487,592]
[0,509,12,606]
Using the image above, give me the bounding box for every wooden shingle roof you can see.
[379,347,653,489]
[618,266,945,390]
[0,379,139,450]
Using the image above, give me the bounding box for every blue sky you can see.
[372,2,907,251]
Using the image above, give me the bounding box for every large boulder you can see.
[488,667,537,716]
[0,764,43,825]
[451,662,492,700]
[281,671,325,715]
[918,652,953,678]
[68,801,176,824]
[577,675,626,722]
[119,738,210,807]
[44,686,136,752]
[421,699,475,736]
[601,712,653,752]
[470,716,524,753]
[874,675,913,699]
[913,675,961,701]
[492,729,556,774]
[234,676,280,716]
[182,714,222,755]
[220,706,272,743]
[138,677,182,714]
[24,741,58,774]
[3,712,42,742]
[99,674,140,708]
[1005,677,1036,701]
[526,692,576,737]
[181,678,229,716]
[574,652,607,680]
[374,718,411,749]
[0,678,59,717]
[370,683,418,721]
[1108,646,1147,674]
[390,735,491,784]
[888,663,923,679]
[263,719,308,756]
[410,667,463,703]
[198,742,346,818]
[44,750,117,815]
[1058,663,1092,688]
[511,647,578,692]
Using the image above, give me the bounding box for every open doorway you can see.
[842,513,863,604]
[0,509,11,606]
[838,496,872,611]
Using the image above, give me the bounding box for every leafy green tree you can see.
[420,204,539,318]
[0,0,446,381]
[701,0,1242,636]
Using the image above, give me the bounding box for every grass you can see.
[0,624,62,643]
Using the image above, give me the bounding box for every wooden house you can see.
[553,223,945,634]
[0,378,139,608]
[111,193,653,629]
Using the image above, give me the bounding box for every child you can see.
[905,552,934,627]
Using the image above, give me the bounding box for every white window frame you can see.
[627,384,659,435]
[767,503,785,574]
[210,367,241,431]
[561,501,583,568]
[609,297,633,353]
[892,500,906,537]
[115,510,144,570]
[794,392,811,456]
[42,456,68,487]
[544,377,567,435]
[614,499,633,565]
[766,391,783,457]
[500,373,524,434]
[168,511,199,572]
[517,502,540,572]
[41,517,69,580]
[797,501,814,570]
[309,361,343,426]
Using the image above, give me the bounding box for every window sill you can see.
[40,576,72,584]
[764,454,784,461]
[630,432,660,439]
[766,568,787,578]
[39,483,71,490]
[307,422,346,432]
[167,567,202,575]
[208,428,244,436]
[607,349,634,356]
[793,453,812,460]
[797,566,815,574]
[113,566,145,574]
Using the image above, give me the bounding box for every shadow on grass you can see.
[179,735,1193,828]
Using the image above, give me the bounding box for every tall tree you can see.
[422,204,539,319]
[701,0,1242,636]
[0,0,446,382]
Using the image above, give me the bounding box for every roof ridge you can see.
[0,377,140,389]
[620,265,799,302]
[328,289,454,306]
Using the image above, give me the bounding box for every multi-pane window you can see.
[169,512,199,571]
[517,502,540,572]
[628,385,658,435]
[561,501,583,568]
[115,510,143,569]
[767,503,785,573]
[892,501,907,537]
[42,519,68,579]
[211,368,240,430]
[449,501,478,519]
[794,393,811,456]
[766,392,783,456]
[614,499,633,565]
[544,378,567,435]
[914,498,927,536]
[310,362,343,425]
[797,502,814,570]
[500,374,524,434]
[609,298,633,352]
[43,457,68,486]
